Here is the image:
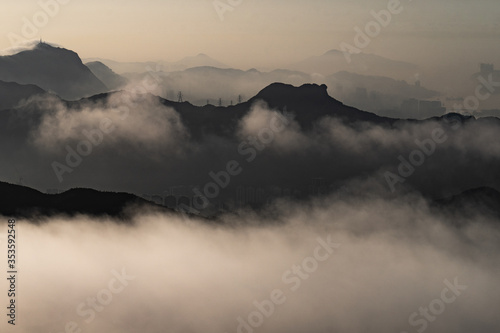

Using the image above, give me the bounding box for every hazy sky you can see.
[0,0,499,68]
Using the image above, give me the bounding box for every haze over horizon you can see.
[1,0,499,70]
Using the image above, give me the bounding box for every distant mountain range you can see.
[85,49,418,82]
[0,42,107,100]
[288,49,419,80]
[86,61,129,90]
[75,47,438,115]
[326,71,439,114]
[0,42,440,118]
[123,66,317,105]
[120,65,440,115]
[174,53,229,71]
[84,53,229,74]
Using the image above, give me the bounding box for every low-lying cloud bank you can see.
[1,191,498,333]
[30,92,190,155]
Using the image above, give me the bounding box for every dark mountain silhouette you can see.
[1,179,498,220]
[119,65,442,120]
[72,83,393,140]
[85,61,129,90]
[0,42,107,100]
[247,82,392,127]
[0,80,46,110]
[0,181,168,219]
[69,82,476,143]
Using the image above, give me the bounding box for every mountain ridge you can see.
[2,179,498,221]
[0,80,47,110]
[85,61,129,90]
[0,181,169,219]
[0,42,108,100]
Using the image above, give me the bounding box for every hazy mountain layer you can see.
[86,61,129,91]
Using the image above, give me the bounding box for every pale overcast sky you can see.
[0,0,499,68]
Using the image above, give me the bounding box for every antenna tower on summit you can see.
[178,91,183,103]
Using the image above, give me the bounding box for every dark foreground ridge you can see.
[1,181,500,222]
[0,181,170,220]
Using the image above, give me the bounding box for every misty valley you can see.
[0,8,499,331]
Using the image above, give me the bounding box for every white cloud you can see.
[2,191,499,333]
